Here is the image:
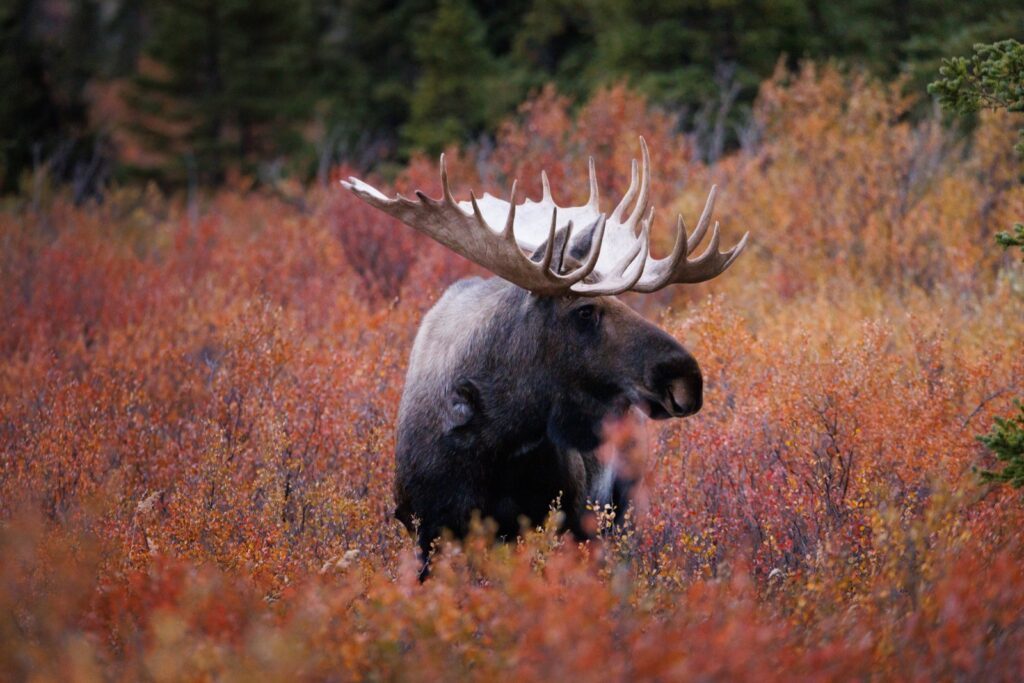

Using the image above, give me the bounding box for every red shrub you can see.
[2,65,1023,680]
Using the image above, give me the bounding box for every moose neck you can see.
[481,284,606,456]
[473,285,558,447]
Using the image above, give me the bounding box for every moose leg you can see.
[411,498,477,582]
[415,517,462,582]
[588,455,638,530]
[415,524,439,582]
[559,448,592,540]
[610,472,639,526]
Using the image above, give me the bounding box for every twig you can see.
[962,383,1021,429]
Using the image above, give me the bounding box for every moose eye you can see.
[573,304,599,325]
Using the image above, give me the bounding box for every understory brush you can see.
[2,65,1023,680]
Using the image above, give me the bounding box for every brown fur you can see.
[395,274,702,578]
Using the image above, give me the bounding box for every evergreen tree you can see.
[0,0,100,193]
[7,0,1024,188]
[929,39,1024,262]
[401,0,514,154]
[978,403,1024,489]
[128,0,310,184]
[305,0,433,159]
[931,39,1024,491]
[929,39,1024,154]
[0,1,54,191]
[510,0,594,101]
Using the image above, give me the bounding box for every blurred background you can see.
[3,0,1022,195]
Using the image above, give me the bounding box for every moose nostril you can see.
[651,353,702,416]
[669,376,702,415]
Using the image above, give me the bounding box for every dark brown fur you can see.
[395,273,701,577]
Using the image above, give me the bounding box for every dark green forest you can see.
[2,0,1022,192]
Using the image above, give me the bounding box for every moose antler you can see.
[341,137,748,296]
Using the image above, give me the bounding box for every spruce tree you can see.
[128,0,310,185]
[401,0,511,154]
[0,0,99,193]
[931,39,1024,491]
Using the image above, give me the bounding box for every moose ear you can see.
[444,377,484,432]
[529,215,604,273]
[529,224,573,273]
[567,216,603,262]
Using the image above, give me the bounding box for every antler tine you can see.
[556,219,575,274]
[587,157,599,210]
[612,159,639,222]
[623,217,652,288]
[539,208,559,272]
[657,221,749,287]
[623,214,687,294]
[574,211,650,295]
[440,153,455,205]
[624,137,651,234]
[723,232,751,270]
[629,185,747,292]
[582,219,643,286]
[695,222,722,265]
[502,179,518,239]
[541,170,553,203]
[687,185,717,251]
[413,189,437,208]
[609,206,655,278]
[617,213,652,290]
[561,214,607,285]
[468,189,488,225]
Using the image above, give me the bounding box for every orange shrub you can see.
[2,64,1023,680]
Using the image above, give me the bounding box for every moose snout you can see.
[648,353,703,418]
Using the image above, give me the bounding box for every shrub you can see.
[2,64,1024,679]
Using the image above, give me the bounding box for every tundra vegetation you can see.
[930,39,1024,491]
[2,66,1024,680]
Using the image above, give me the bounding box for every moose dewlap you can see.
[343,138,748,577]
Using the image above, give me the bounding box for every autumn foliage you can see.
[2,65,1024,681]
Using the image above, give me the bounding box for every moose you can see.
[342,139,748,574]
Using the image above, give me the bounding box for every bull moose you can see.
[342,139,748,575]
